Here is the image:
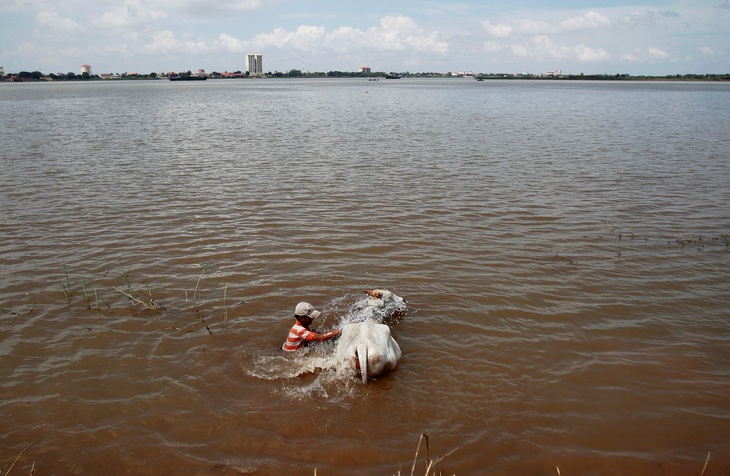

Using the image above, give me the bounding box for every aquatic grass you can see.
[603,218,623,258]
[80,276,101,310]
[604,221,730,255]
[53,262,242,335]
[192,260,215,302]
[222,282,229,330]
[80,277,90,308]
[60,264,76,304]
[111,267,166,314]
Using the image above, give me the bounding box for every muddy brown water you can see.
[1,79,729,475]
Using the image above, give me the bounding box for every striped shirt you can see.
[282,320,315,352]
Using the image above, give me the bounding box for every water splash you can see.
[241,289,409,398]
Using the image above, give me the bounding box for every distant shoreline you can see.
[3,72,729,82]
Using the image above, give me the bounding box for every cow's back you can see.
[334,320,401,383]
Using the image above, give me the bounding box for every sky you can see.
[1,0,728,76]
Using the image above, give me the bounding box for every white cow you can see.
[334,289,406,383]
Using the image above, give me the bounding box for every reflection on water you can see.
[1,79,729,475]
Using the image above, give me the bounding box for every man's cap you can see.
[295,302,321,319]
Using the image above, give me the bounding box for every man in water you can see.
[281,302,341,352]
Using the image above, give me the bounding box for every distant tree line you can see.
[3,69,729,82]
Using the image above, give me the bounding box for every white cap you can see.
[294,302,321,319]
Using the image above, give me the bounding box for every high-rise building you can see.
[247,54,263,77]
[81,64,92,75]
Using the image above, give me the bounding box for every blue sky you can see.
[1,0,728,75]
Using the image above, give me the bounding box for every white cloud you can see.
[574,43,611,61]
[558,11,611,31]
[483,41,504,52]
[510,35,610,62]
[514,19,550,35]
[620,47,669,63]
[217,33,246,52]
[154,0,264,14]
[143,30,182,54]
[35,10,81,32]
[407,31,448,54]
[95,3,167,29]
[250,25,326,50]
[482,20,512,38]
[482,11,610,39]
[231,15,447,55]
[697,45,717,56]
[619,9,681,28]
[381,15,420,35]
[647,47,668,59]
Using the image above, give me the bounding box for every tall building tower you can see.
[81,64,92,75]
[247,54,263,77]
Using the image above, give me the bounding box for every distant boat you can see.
[169,76,207,81]
[385,74,401,79]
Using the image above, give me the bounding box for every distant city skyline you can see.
[1,1,728,76]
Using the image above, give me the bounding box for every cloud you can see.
[620,10,681,28]
[36,10,81,32]
[620,47,669,63]
[154,0,264,15]
[143,30,183,54]
[514,19,550,35]
[248,25,326,50]
[95,3,167,29]
[511,35,610,62]
[557,11,611,31]
[225,15,447,55]
[481,20,512,38]
[647,47,668,59]
[697,45,718,55]
[407,31,448,54]
[483,11,610,38]
[483,41,504,53]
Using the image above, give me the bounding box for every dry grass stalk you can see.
[4,440,35,476]
[112,286,164,314]
[193,261,214,302]
[222,282,229,329]
[195,308,213,335]
[700,451,711,476]
[408,433,458,476]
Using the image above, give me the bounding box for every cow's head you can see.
[363,289,407,314]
